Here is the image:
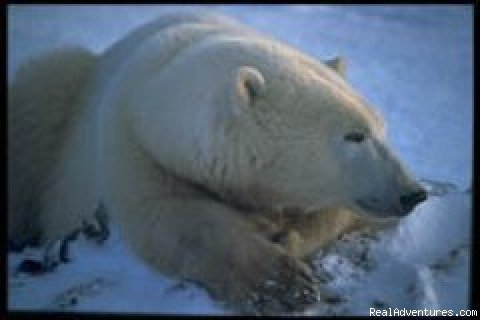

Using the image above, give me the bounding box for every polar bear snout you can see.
[399,188,428,213]
[354,184,427,217]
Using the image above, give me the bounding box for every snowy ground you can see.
[8,185,471,315]
[8,5,473,316]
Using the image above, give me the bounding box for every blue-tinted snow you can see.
[7,5,473,316]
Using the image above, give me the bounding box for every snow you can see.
[309,188,470,315]
[7,5,472,316]
[8,228,225,314]
[8,188,470,315]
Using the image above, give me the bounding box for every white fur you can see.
[9,12,426,314]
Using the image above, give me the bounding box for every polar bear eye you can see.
[344,132,365,143]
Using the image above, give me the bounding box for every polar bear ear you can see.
[234,66,266,107]
[325,56,347,78]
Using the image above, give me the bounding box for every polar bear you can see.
[8,12,427,314]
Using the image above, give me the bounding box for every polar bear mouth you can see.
[355,198,405,217]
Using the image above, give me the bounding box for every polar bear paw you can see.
[248,255,320,314]
[227,249,321,315]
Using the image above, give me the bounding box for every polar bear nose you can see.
[399,188,428,212]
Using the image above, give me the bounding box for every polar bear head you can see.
[121,30,427,218]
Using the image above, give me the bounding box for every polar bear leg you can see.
[116,197,320,314]
[8,47,97,247]
[244,210,400,259]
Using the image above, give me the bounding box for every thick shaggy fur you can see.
[8,12,423,315]
[8,48,97,246]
